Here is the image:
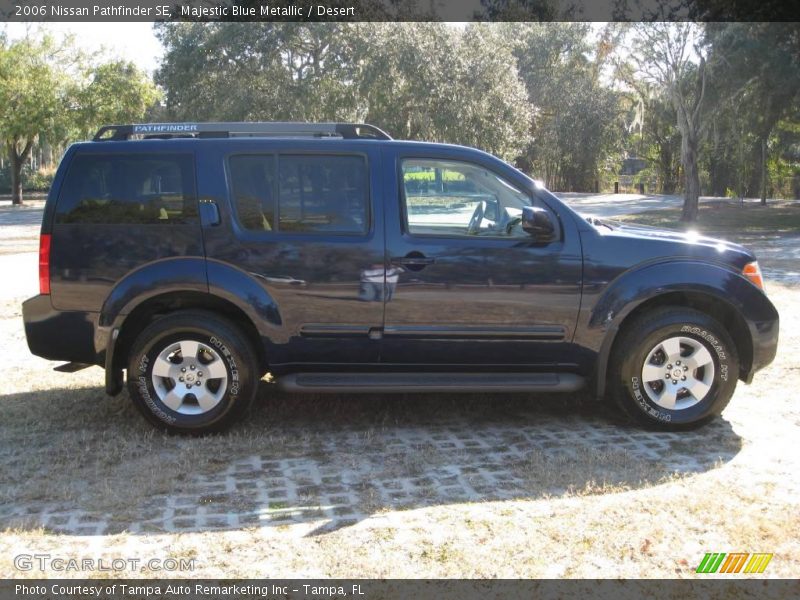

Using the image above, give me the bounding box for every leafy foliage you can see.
[0,32,158,203]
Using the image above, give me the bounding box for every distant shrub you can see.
[0,164,56,193]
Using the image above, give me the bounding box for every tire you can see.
[609,307,739,430]
[126,310,259,434]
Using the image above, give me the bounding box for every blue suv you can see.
[22,122,779,433]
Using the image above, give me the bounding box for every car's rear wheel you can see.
[610,307,739,429]
[127,311,258,434]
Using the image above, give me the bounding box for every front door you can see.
[380,149,582,369]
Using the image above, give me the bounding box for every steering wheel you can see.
[467,201,487,235]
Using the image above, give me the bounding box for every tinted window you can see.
[229,155,276,231]
[56,154,197,224]
[278,155,368,234]
[401,158,532,238]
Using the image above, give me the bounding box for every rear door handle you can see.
[392,256,435,266]
[199,200,221,227]
[391,252,435,271]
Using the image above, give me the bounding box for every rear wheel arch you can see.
[597,290,753,398]
[113,291,267,377]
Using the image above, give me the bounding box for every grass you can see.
[1,282,798,577]
[0,202,799,578]
[616,200,800,234]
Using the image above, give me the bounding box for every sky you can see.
[3,22,164,74]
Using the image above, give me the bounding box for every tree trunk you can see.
[9,149,23,206]
[681,135,700,222]
[760,134,768,206]
[8,138,34,206]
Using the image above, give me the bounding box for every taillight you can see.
[742,261,765,292]
[39,234,51,295]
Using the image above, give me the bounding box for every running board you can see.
[277,372,585,394]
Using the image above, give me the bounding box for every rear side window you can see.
[55,153,197,224]
[278,155,367,234]
[229,155,276,231]
[230,153,369,235]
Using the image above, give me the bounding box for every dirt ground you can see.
[0,199,798,579]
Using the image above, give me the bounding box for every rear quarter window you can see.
[55,153,197,224]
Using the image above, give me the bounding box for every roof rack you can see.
[92,122,392,142]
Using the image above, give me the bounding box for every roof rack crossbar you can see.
[92,122,392,141]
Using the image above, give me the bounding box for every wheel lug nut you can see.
[683,366,688,371]
[676,360,681,366]
[682,376,686,381]
[179,377,184,382]
[667,364,672,369]
[672,380,677,384]
[665,374,670,379]
[190,365,195,370]
[198,372,203,377]
[181,367,186,372]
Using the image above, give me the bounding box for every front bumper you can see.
[744,308,779,383]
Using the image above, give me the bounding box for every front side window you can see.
[401,158,532,238]
[56,154,196,224]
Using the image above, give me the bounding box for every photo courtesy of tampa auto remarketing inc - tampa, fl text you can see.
[0,0,798,598]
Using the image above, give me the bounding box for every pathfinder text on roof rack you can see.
[93,122,392,142]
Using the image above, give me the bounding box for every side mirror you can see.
[521,206,557,242]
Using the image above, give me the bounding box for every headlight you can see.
[742,261,765,292]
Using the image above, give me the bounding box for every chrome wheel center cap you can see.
[671,368,683,379]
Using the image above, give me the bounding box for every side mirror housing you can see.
[521,206,557,242]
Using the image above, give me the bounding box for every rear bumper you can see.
[22,295,99,365]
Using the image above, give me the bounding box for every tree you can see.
[506,23,624,190]
[0,34,67,205]
[78,60,160,139]
[705,23,800,204]
[155,23,531,161]
[628,23,709,221]
[155,23,360,122]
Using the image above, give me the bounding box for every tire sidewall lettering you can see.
[137,375,176,425]
[209,335,240,397]
[680,325,730,381]
[630,375,672,422]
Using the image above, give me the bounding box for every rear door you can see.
[200,140,385,366]
[380,146,583,368]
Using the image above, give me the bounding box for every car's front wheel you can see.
[127,311,259,434]
[610,307,739,429]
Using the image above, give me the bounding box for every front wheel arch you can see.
[596,290,753,399]
[607,305,740,429]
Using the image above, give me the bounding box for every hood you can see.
[584,216,756,270]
